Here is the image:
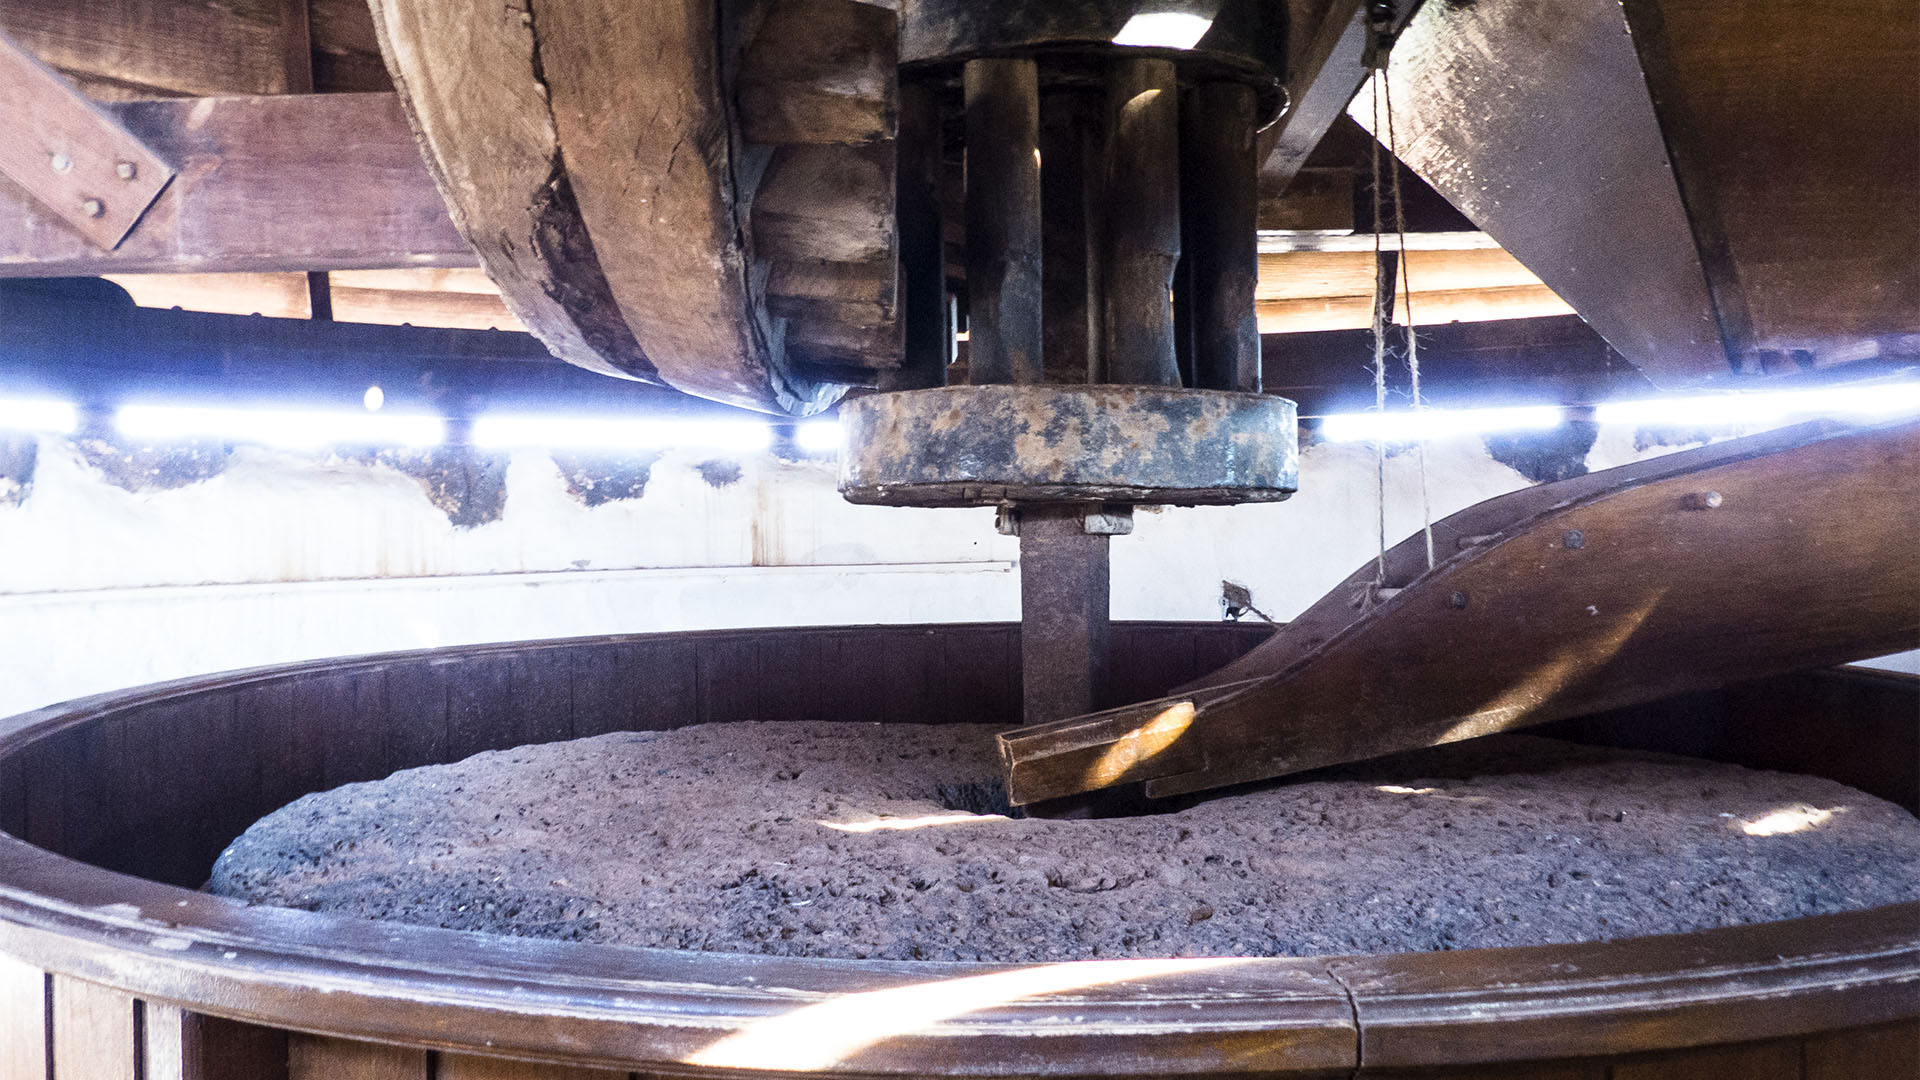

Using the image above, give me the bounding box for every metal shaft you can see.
[963,58,1043,385]
[1018,504,1110,725]
[1102,57,1182,387]
[1183,80,1263,393]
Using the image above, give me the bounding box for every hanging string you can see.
[1367,75,1390,590]
[1382,67,1437,573]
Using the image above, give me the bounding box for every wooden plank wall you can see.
[3,975,1913,1078]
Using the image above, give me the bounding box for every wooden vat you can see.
[0,623,1913,1078]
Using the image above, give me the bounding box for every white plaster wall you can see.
[2,424,1909,717]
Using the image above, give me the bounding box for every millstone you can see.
[211,723,1920,962]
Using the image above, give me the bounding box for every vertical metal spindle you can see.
[1018,505,1110,725]
[886,80,950,391]
[1102,57,1181,387]
[963,58,1043,385]
[1184,81,1263,393]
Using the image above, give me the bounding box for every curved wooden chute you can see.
[366,0,900,414]
[1001,415,1920,805]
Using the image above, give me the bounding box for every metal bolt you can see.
[1683,490,1724,510]
[49,152,72,173]
[1563,529,1585,550]
[1447,590,1469,610]
[81,198,105,218]
[115,161,138,181]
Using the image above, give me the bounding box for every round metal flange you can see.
[900,0,1288,124]
[839,384,1298,507]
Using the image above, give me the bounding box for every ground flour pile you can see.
[211,722,1920,960]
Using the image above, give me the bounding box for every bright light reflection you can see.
[1376,785,1437,795]
[1596,382,1920,428]
[687,957,1247,1070]
[795,419,842,454]
[0,396,79,435]
[1320,405,1561,444]
[1739,804,1844,837]
[116,404,444,448]
[1112,12,1215,49]
[819,812,1006,834]
[472,413,774,453]
[1085,700,1195,790]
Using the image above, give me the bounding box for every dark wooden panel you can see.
[696,634,765,727]
[1547,668,1920,816]
[176,1012,290,1080]
[1803,1017,1920,1080]
[624,638,698,733]
[0,954,47,1080]
[287,1034,428,1080]
[386,658,451,772]
[439,1054,632,1080]
[320,666,390,790]
[446,655,516,762]
[1610,1038,1803,1080]
[567,643,637,740]
[51,975,137,1080]
[506,650,573,747]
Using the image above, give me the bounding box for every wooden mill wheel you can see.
[367,0,902,414]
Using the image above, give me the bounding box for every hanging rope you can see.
[1367,75,1390,591]
[1382,68,1437,572]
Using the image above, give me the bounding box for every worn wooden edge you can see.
[996,417,1920,804]
[0,628,1915,1072]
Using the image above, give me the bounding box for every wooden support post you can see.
[1184,81,1263,393]
[1103,57,1182,387]
[963,58,1043,385]
[1018,505,1110,726]
[1039,86,1103,385]
[885,80,948,391]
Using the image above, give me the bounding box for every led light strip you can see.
[0,397,79,435]
[116,404,446,449]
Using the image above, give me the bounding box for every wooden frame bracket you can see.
[0,29,174,250]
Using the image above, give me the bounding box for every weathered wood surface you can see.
[0,625,1913,1075]
[1624,0,1920,363]
[1359,0,1729,388]
[1001,417,1920,804]
[368,0,889,412]
[0,0,299,98]
[0,92,469,277]
[0,29,174,250]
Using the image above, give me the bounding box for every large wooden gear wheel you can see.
[367,0,902,414]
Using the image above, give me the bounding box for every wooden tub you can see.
[0,623,1914,1078]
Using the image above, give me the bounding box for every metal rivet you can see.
[1563,529,1585,550]
[49,152,72,173]
[115,161,138,181]
[1447,590,1469,610]
[1683,490,1724,510]
[81,198,105,218]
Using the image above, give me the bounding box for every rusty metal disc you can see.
[838,384,1298,506]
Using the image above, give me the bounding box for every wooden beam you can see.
[999,416,1920,805]
[1258,0,1423,191]
[0,92,473,277]
[0,29,173,250]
